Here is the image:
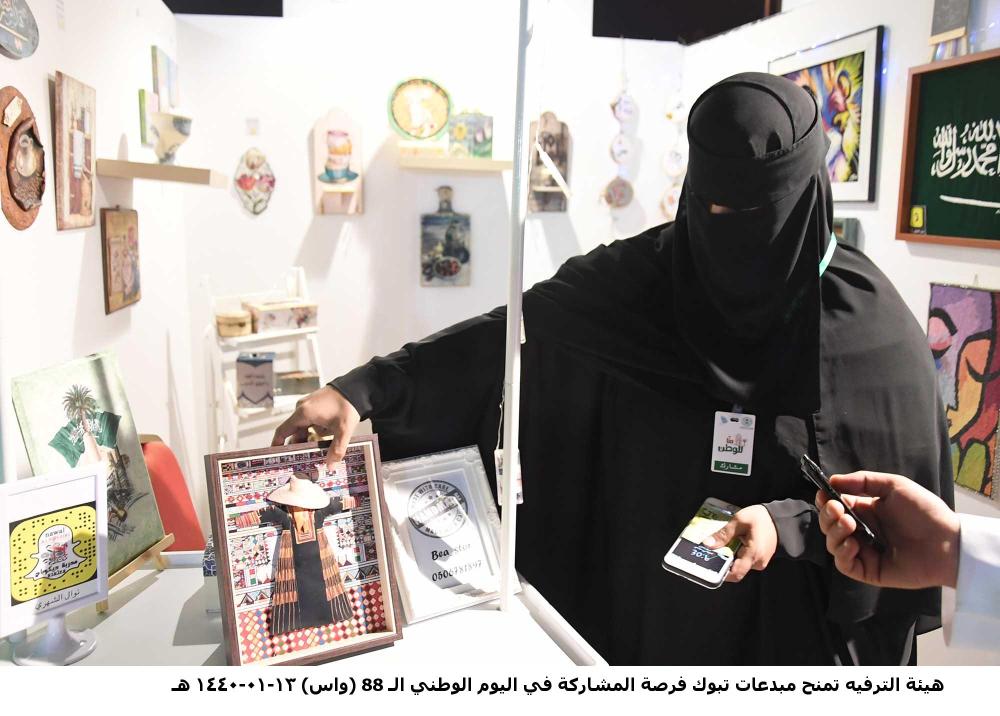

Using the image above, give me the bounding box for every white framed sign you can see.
[381,446,506,623]
[0,464,109,637]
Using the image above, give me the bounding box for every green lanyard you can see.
[819,232,837,277]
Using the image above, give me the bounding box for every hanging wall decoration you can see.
[659,97,687,222]
[234,147,276,215]
[11,353,167,575]
[100,208,141,314]
[769,26,884,202]
[420,186,470,287]
[527,111,571,213]
[895,48,1000,248]
[204,437,402,666]
[388,78,451,141]
[312,109,362,215]
[381,446,503,623]
[54,71,96,231]
[928,283,1000,500]
[0,85,44,230]
[148,111,191,165]
[448,111,493,158]
[0,1,38,60]
[603,45,638,212]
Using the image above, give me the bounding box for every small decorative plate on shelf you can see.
[389,78,451,140]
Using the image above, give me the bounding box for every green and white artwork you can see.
[11,353,165,574]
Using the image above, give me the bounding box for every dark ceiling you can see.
[163,1,283,16]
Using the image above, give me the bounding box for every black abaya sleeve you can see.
[329,308,507,463]
[763,498,828,566]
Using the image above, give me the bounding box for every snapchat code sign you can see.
[9,503,98,603]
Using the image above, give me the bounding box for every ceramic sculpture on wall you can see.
[421,186,470,287]
[0,85,44,230]
[312,109,362,215]
[528,111,571,213]
[54,71,96,230]
[148,111,191,164]
[0,1,38,59]
[234,148,276,215]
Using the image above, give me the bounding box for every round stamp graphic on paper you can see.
[407,480,468,538]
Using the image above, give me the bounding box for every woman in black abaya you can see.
[275,73,953,665]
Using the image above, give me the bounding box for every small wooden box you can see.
[236,352,275,408]
[216,310,252,337]
[275,370,321,396]
[242,299,318,333]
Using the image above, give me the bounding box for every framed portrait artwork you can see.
[205,436,402,666]
[381,446,504,623]
[54,71,96,230]
[100,208,141,314]
[896,48,1000,249]
[0,464,108,637]
[769,26,884,202]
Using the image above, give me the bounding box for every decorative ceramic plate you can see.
[603,176,634,208]
[0,1,38,60]
[610,132,634,163]
[660,184,682,220]
[611,92,637,123]
[663,143,688,178]
[389,78,451,140]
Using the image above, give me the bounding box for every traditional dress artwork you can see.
[11,353,166,575]
[54,72,96,230]
[420,186,470,287]
[206,438,400,666]
[928,283,1000,499]
[234,148,276,215]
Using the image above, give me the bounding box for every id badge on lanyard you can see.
[711,409,756,476]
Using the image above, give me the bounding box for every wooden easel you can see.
[96,532,175,613]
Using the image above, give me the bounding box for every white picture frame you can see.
[0,464,109,637]
[769,26,884,203]
[381,446,505,623]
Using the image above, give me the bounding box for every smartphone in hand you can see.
[662,497,743,589]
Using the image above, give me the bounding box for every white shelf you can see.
[97,158,227,187]
[236,393,305,423]
[398,155,513,172]
[218,326,318,348]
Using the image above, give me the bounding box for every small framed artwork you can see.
[100,208,141,314]
[54,71,96,230]
[381,446,503,623]
[420,186,470,287]
[896,48,1000,249]
[0,464,109,637]
[769,26,884,202]
[205,436,402,666]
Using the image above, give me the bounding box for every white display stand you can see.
[11,615,96,666]
[205,267,325,452]
[0,566,603,666]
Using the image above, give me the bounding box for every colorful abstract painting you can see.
[928,283,1000,499]
[769,27,882,202]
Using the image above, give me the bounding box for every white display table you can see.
[0,567,591,666]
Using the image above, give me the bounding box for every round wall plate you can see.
[611,92,637,123]
[388,78,451,140]
[0,1,39,60]
[603,176,634,209]
[610,132,634,163]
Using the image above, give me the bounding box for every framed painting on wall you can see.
[0,464,108,638]
[11,353,167,574]
[54,71,96,230]
[927,282,1000,500]
[204,437,402,666]
[769,26,883,202]
[896,48,1000,248]
[100,208,141,314]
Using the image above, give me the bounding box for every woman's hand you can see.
[702,505,778,583]
[272,386,361,470]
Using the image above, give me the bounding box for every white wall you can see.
[0,0,202,521]
[176,0,682,519]
[682,0,1000,666]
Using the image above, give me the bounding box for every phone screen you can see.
[670,503,741,569]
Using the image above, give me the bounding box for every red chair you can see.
[140,435,206,552]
